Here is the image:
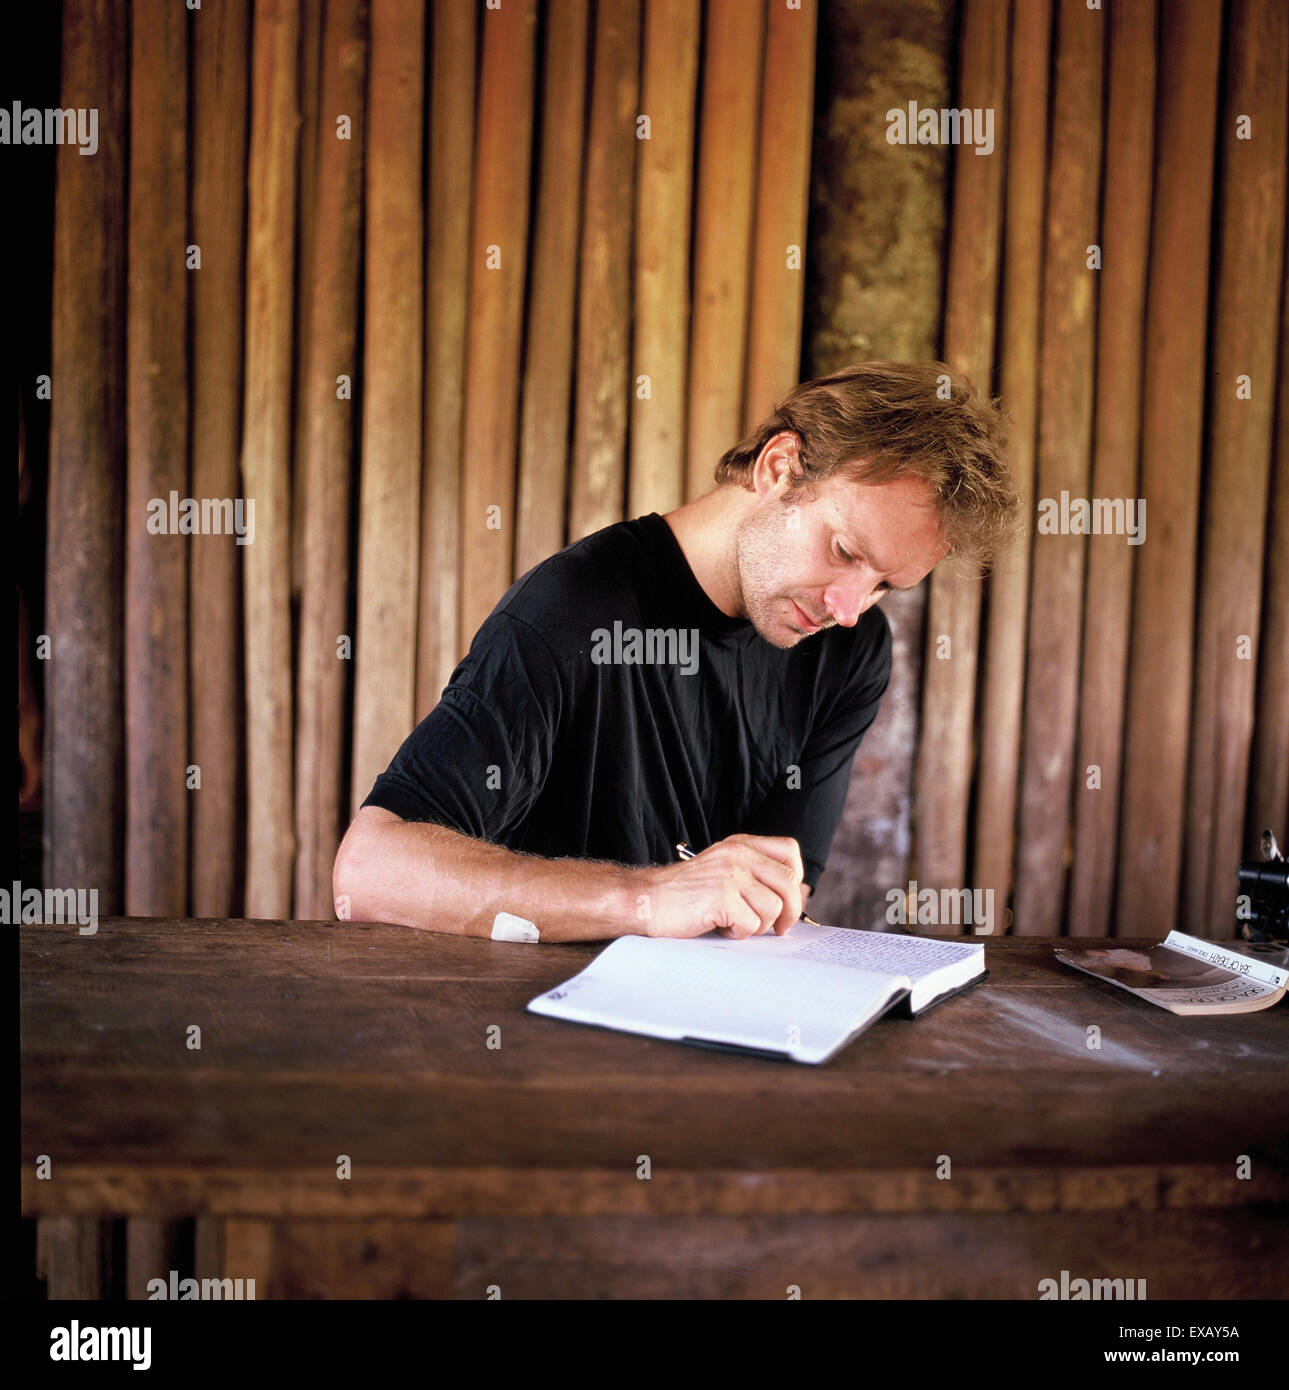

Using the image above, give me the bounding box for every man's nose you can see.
[823,572,881,627]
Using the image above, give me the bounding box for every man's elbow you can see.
[331,824,364,921]
[332,807,397,921]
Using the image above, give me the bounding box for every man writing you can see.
[333,361,1018,942]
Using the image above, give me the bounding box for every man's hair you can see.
[715,361,1021,573]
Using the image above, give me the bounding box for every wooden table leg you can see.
[40,1216,110,1300]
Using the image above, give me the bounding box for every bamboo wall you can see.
[41,0,818,922]
[910,0,1289,939]
[31,0,1289,938]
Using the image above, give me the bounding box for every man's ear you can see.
[753,430,803,497]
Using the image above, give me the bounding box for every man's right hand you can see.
[637,834,806,940]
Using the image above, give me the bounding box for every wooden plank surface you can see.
[1184,0,1289,936]
[81,1208,1281,1301]
[629,0,699,519]
[222,1218,274,1293]
[459,0,538,644]
[685,0,765,499]
[22,1158,1289,1223]
[446,1207,1283,1300]
[293,0,368,919]
[913,0,1008,899]
[267,1219,455,1299]
[1116,0,1224,934]
[241,0,300,917]
[515,0,588,572]
[568,0,640,541]
[742,0,817,432]
[972,0,1051,924]
[417,0,477,710]
[21,922,1289,1213]
[125,0,189,916]
[46,0,128,909]
[350,0,425,817]
[1012,0,1103,936]
[190,0,250,919]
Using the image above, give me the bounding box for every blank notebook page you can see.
[532,934,899,1060]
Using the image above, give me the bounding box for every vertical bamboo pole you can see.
[685,0,765,499]
[350,0,424,817]
[1249,207,1289,844]
[971,0,1051,931]
[628,0,699,519]
[189,0,250,918]
[1184,0,1288,936]
[290,0,325,601]
[417,1,478,712]
[514,0,588,575]
[241,0,299,917]
[1068,0,1156,939]
[912,0,1008,905]
[568,0,641,541]
[125,0,189,917]
[1116,0,1223,934]
[743,0,817,432]
[294,0,367,919]
[1012,0,1103,937]
[46,0,127,909]
[459,0,538,644]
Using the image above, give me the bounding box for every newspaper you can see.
[1055,931,1288,1014]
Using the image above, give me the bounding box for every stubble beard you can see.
[733,502,819,650]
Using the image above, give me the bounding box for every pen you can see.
[674,841,823,928]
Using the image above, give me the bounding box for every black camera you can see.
[1236,829,1289,947]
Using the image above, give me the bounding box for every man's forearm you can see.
[332,808,647,942]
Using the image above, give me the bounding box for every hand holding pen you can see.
[629,835,811,940]
[670,834,823,934]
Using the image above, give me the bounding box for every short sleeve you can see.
[361,611,565,842]
[742,609,892,891]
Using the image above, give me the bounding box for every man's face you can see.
[733,462,949,649]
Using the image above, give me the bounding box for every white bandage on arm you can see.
[490,911,541,943]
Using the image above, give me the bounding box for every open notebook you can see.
[527,923,988,1064]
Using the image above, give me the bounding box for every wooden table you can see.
[21,919,1289,1299]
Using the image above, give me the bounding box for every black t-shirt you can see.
[362,512,891,891]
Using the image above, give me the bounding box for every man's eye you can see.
[835,543,853,562]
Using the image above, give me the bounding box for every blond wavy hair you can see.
[716,361,1021,573]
